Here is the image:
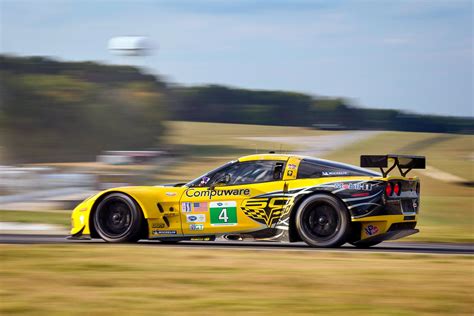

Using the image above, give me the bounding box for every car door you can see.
[179,160,287,235]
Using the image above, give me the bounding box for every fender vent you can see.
[157,203,164,213]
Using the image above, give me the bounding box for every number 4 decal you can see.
[210,202,237,225]
[218,208,229,222]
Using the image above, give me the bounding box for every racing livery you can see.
[70,154,425,248]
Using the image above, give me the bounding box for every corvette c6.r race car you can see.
[70,154,425,248]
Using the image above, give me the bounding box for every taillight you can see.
[393,182,401,196]
[385,182,392,196]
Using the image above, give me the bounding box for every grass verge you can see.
[0,245,472,315]
[0,210,70,227]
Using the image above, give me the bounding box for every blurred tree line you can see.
[172,85,473,133]
[0,55,472,163]
[0,55,168,163]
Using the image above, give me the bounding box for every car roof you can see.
[238,153,380,176]
[238,154,298,162]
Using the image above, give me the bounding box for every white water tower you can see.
[107,36,155,67]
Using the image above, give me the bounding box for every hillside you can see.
[0,55,168,163]
[0,55,472,163]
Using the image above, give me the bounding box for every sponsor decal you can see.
[165,192,177,196]
[364,224,379,236]
[186,214,206,223]
[182,202,192,213]
[334,182,372,191]
[210,201,238,225]
[242,197,291,227]
[152,230,177,235]
[200,177,210,186]
[322,171,349,176]
[185,188,250,199]
[287,170,294,176]
[152,223,166,228]
[288,164,297,170]
[189,224,204,231]
[193,202,208,212]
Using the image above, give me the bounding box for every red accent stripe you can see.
[352,192,370,197]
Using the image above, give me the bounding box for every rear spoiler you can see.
[360,154,426,177]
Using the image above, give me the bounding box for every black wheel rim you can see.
[97,199,133,238]
[302,202,341,241]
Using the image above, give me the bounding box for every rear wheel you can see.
[93,193,144,243]
[295,194,351,247]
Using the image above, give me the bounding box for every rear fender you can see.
[288,190,348,242]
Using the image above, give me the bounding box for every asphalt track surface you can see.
[0,234,472,255]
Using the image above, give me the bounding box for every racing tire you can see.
[93,193,144,243]
[295,194,351,248]
[349,240,382,248]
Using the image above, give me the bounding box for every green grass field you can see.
[324,131,473,183]
[164,120,336,152]
[157,121,338,183]
[0,245,472,315]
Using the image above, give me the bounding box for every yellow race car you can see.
[70,154,425,248]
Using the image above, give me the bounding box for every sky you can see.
[1,0,472,117]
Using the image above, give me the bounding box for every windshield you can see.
[185,160,236,187]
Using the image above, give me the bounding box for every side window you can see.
[210,161,284,186]
[297,160,328,178]
[297,159,371,178]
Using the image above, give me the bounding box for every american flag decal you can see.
[193,202,208,212]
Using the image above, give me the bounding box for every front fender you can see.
[70,194,98,235]
[70,186,185,237]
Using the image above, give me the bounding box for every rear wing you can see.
[360,154,426,177]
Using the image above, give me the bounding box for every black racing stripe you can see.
[253,188,304,198]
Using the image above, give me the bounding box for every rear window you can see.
[297,158,379,179]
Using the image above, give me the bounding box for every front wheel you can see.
[93,193,144,243]
[295,194,351,248]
